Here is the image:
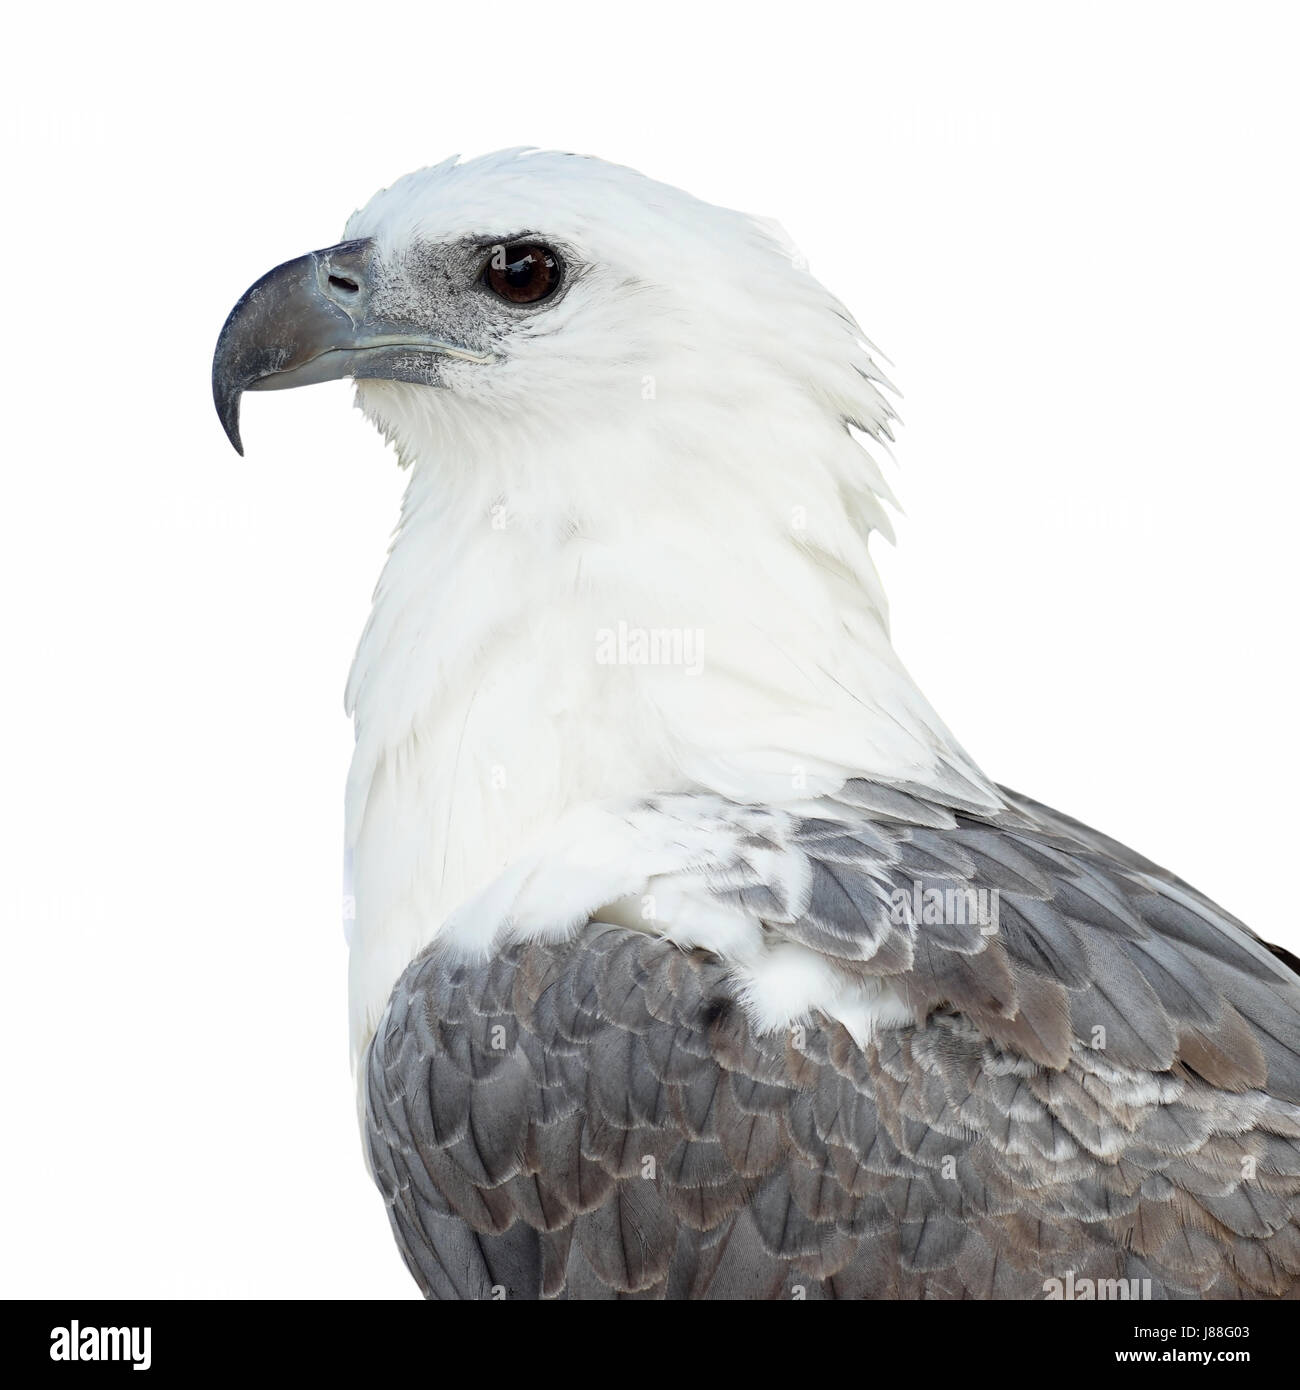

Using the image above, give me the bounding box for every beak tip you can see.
[216,411,244,455]
[213,374,246,455]
[218,415,245,456]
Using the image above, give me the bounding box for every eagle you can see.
[213,149,1300,1299]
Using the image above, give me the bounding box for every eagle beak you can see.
[212,238,491,455]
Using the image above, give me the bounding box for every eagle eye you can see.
[483,243,561,305]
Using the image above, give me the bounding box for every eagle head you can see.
[212,148,892,462]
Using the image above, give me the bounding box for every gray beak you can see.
[212,238,489,454]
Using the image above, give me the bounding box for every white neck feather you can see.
[342,378,994,1059]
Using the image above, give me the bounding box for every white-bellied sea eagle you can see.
[212,149,1300,1300]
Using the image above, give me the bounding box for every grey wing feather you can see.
[364,781,1300,1298]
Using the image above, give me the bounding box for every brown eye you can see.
[484,243,560,304]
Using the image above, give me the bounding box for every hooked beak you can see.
[211,238,491,454]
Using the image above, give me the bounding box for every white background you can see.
[2,2,1296,1297]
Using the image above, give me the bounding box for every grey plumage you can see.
[364,781,1300,1299]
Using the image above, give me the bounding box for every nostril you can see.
[328,274,360,295]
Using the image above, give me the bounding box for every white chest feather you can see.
[340,387,993,1059]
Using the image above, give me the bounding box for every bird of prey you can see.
[213,149,1300,1300]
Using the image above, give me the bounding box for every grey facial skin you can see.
[211,238,495,454]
